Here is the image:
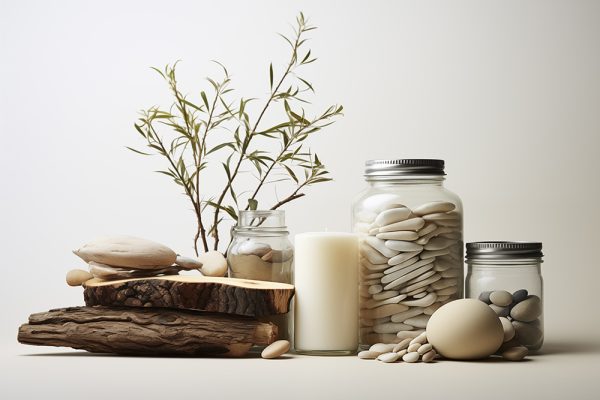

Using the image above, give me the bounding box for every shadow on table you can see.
[20,351,294,360]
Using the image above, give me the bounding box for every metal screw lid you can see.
[466,241,543,260]
[364,159,445,178]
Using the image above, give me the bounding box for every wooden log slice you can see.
[83,275,294,317]
[18,306,277,357]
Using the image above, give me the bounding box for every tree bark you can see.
[83,275,294,317]
[18,306,277,357]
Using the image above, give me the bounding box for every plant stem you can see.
[210,28,303,251]
[270,182,308,210]
[148,122,206,254]
[193,91,220,254]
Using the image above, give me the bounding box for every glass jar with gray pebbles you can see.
[466,242,544,351]
[352,159,464,349]
[227,210,294,342]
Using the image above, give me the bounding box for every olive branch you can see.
[130,13,343,256]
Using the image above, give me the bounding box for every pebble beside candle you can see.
[293,232,359,355]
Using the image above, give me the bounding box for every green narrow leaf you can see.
[126,146,151,156]
[269,63,274,89]
[201,91,210,110]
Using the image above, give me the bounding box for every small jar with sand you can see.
[227,210,294,340]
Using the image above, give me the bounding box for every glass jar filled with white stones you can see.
[353,159,464,349]
[466,242,544,351]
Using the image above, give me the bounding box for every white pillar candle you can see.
[294,232,359,355]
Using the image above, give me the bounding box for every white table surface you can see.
[3,331,599,400]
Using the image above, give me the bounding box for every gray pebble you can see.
[510,295,542,322]
[501,346,528,361]
[490,304,510,317]
[513,320,543,347]
[512,289,529,304]
[490,290,513,307]
[478,291,491,304]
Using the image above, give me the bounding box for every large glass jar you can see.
[466,241,544,351]
[227,210,294,341]
[352,159,464,349]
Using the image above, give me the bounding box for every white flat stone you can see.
[402,352,420,363]
[412,292,427,299]
[381,259,433,284]
[400,273,441,293]
[378,217,425,232]
[375,207,412,227]
[417,223,437,237]
[404,314,430,329]
[422,211,460,221]
[433,259,454,271]
[368,284,383,295]
[396,329,425,340]
[361,258,390,272]
[430,278,457,290]
[423,302,443,315]
[409,331,428,345]
[369,343,396,353]
[436,285,458,296]
[373,322,414,334]
[420,248,451,260]
[388,251,422,266]
[376,231,419,241]
[400,292,438,307]
[383,263,435,290]
[360,303,410,319]
[384,255,420,275]
[413,201,456,216]
[390,307,425,323]
[377,352,401,363]
[358,350,380,359]
[364,294,408,309]
[373,290,401,300]
[440,269,460,278]
[360,244,389,264]
[365,236,399,258]
[424,237,456,251]
[385,240,423,252]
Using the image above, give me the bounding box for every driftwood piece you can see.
[83,275,294,317]
[18,306,277,357]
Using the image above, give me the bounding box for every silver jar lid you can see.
[466,242,543,261]
[364,159,445,178]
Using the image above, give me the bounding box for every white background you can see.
[1,0,599,398]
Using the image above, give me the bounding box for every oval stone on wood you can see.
[501,346,528,361]
[402,352,420,363]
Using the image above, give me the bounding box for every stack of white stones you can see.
[355,197,463,346]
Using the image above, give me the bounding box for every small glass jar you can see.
[227,210,294,341]
[352,159,464,349]
[466,242,544,351]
